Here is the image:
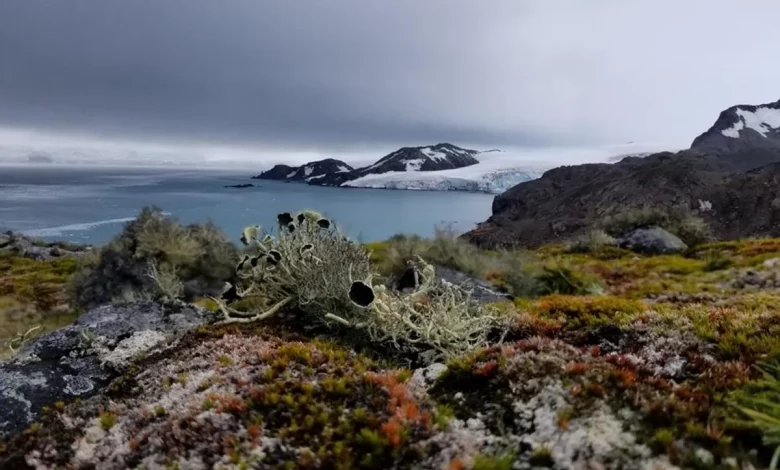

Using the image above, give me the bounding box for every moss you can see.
[521,294,647,331]
[192,297,220,312]
[654,428,675,448]
[433,403,455,429]
[473,452,516,470]
[99,410,117,430]
[217,354,234,367]
[728,357,780,465]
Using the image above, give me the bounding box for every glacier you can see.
[342,143,678,194]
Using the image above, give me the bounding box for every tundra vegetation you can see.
[2,207,780,469]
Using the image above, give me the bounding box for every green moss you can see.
[654,428,675,447]
[729,357,780,466]
[217,354,234,367]
[98,411,117,431]
[433,403,455,429]
[526,294,647,330]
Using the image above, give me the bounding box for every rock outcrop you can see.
[617,227,688,255]
[0,232,93,261]
[464,99,780,248]
[0,301,213,439]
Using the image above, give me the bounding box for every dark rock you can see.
[0,232,93,261]
[0,233,10,249]
[389,265,511,304]
[0,301,214,438]
[464,98,780,249]
[252,159,354,184]
[617,226,688,255]
[433,266,512,304]
[224,183,255,189]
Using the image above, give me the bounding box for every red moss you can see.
[474,360,499,377]
[565,362,589,375]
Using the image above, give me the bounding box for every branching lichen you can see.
[211,211,500,362]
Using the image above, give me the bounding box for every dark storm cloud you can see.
[0,1,552,149]
[1,0,780,153]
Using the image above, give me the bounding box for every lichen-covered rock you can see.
[0,301,214,438]
[0,232,93,261]
[617,226,688,255]
[391,265,512,304]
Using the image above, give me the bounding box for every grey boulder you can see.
[617,226,688,255]
[0,301,214,439]
[391,264,512,304]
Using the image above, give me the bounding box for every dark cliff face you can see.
[463,99,780,249]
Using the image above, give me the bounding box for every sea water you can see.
[0,165,494,245]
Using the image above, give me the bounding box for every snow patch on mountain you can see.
[404,159,425,171]
[722,107,780,138]
[420,147,447,162]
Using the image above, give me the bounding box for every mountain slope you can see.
[252,158,353,182]
[464,98,780,248]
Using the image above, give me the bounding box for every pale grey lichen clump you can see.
[213,210,501,361]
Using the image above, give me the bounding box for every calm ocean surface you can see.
[0,165,494,245]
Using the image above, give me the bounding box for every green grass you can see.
[0,254,82,359]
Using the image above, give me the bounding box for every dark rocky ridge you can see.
[252,158,353,183]
[252,143,479,187]
[464,98,780,248]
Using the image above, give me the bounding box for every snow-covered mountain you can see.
[692,99,780,151]
[252,143,481,187]
[252,158,353,182]
[358,143,479,173]
[314,143,480,186]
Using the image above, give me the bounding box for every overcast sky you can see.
[1,1,779,164]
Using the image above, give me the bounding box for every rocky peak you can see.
[252,159,353,182]
[361,143,479,174]
[691,98,780,151]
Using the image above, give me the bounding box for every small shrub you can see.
[71,207,237,308]
[600,206,712,246]
[371,228,540,299]
[566,230,617,254]
[145,260,184,300]
[702,251,734,272]
[533,263,603,296]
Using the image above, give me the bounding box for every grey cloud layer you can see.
[1,1,780,152]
